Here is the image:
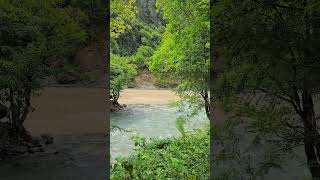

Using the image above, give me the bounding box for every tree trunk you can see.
[304,139,320,179]
[19,88,31,125]
[302,92,320,179]
[8,88,29,135]
[210,0,217,179]
[105,0,111,177]
[12,120,25,134]
[202,91,210,120]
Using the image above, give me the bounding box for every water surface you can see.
[0,87,107,180]
[111,104,208,161]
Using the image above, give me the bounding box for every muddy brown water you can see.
[0,88,317,179]
[0,88,180,180]
[25,87,107,135]
[0,87,107,180]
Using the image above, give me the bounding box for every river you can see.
[0,87,311,179]
[111,106,207,161]
[0,87,107,180]
[0,88,206,179]
[111,89,207,161]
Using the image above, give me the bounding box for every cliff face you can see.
[136,0,163,24]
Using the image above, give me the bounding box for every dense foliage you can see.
[150,0,210,118]
[112,21,163,58]
[110,0,165,105]
[111,129,209,179]
[0,0,87,131]
[110,1,210,179]
[111,0,137,39]
[110,54,137,105]
[211,0,320,178]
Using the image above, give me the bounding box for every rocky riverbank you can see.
[0,122,53,160]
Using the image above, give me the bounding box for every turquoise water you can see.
[110,104,311,179]
[110,105,207,161]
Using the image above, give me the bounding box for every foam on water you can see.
[110,104,208,162]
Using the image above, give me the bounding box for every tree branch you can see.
[258,88,292,103]
[272,3,303,11]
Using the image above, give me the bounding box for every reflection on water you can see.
[110,105,207,161]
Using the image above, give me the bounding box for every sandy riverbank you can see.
[119,89,179,105]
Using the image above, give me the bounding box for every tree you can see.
[0,0,86,132]
[110,0,137,39]
[211,0,320,178]
[112,21,164,57]
[110,0,164,105]
[109,0,138,108]
[150,0,210,119]
[110,54,137,106]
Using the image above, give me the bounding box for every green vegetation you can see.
[111,0,137,39]
[110,0,165,105]
[2,0,318,178]
[210,0,320,179]
[111,0,210,179]
[0,0,134,132]
[110,54,137,106]
[0,0,87,132]
[111,129,209,179]
[151,0,210,118]
[112,21,164,58]
[112,0,320,179]
[110,0,210,109]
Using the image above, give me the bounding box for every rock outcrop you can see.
[136,0,163,24]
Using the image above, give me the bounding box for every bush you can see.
[129,45,154,69]
[110,54,137,103]
[111,129,209,180]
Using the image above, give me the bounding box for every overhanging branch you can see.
[258,88,292,103]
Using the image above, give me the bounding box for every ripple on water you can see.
[110,104,208,162]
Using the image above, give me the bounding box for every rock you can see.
[110,101,125,112]
[40,134,54,145]
[136,0,162,23]
[0,122,48,160]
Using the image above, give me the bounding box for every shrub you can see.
[111,129,209,180]
[110,54,137,103]
[130,45,154,69]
